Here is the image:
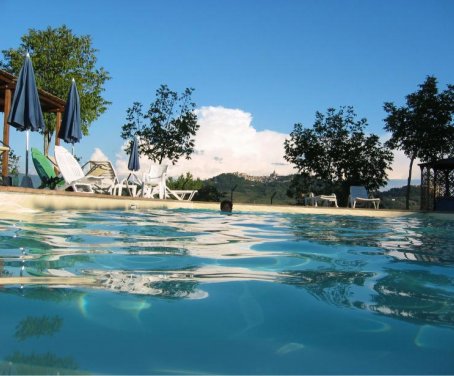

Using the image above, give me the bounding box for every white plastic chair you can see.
[138,164,168,199]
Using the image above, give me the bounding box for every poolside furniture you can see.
[31,147,65,189]
[136,164,197,201]
[303,192,317,206]
[0,140,9,156]
[54,145,105,193]
[138,164,168,199]
[304,192,338,207]
[316,194,338,207]
[82,160,134,196]
[348,186,380,209]
[166,188,198,201]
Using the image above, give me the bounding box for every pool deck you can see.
[1,186,453,220]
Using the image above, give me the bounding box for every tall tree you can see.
[121,85,199,165]
[1,25,111,154]
[384,76,454,209]
[284,106,393,204]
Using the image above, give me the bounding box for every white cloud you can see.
[114,106,296,179]
[388,149,420,180]
[109,106,419,182]
[90,147,109,161]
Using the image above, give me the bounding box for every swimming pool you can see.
[0,208,453,374]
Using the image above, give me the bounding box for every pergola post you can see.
[2,87,11,180]
[55,111,61,147]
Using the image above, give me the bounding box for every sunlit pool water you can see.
[0,209,453,374]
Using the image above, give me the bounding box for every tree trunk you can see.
[405,156,415,210]
[43,131,52,156]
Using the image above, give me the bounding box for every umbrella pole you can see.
[72,145,75,156]
[25,130,29,176]
[20,131,33,188]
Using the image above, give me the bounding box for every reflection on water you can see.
[1,209,454,374]
[1,352,80,375]
[1,210,454,328]
[15,315,63,341]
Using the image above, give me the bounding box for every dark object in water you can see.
[220,199,233,212]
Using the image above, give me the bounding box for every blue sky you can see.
[2,0,453,179]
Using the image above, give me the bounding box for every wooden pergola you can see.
[420,158,454,211]
[0,69,66,181]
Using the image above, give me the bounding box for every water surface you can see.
[0,209,453,374]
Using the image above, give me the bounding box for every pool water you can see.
[0,209,453,374]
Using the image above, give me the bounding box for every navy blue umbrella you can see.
[8,53,45,186]
[128,136,140,172]
[58,78,81,155]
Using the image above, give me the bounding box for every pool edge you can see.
[1,187,452,219]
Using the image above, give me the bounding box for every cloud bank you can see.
[108,105,419,181]
[114,106,296,179]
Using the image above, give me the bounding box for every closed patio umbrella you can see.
[8,53,45,187]
[58,78,81,155]
[127,136,140,172]
[127,136,141,196]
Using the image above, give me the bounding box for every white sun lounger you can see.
[55,146,104,193]
[165,188,198,201]
[348,186,380,209]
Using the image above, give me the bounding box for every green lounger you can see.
[31,147,65,189]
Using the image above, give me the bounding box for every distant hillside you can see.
[203,173,422,208]
[376,185,421,210]
[205,172,294,205]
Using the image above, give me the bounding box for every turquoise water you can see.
[0,209,453,374]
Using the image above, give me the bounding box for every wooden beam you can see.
[55,111,61,146]
[2,87,11,180]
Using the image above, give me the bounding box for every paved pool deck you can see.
[1,186,453,220]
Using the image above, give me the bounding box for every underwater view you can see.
[0,209,453,374]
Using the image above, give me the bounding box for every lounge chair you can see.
[316,194,338,207]
[31,147,65,189]
[0,140,9,156]
[304,192,338,207]
[54,145,104,193]
[82,160,133,196]
[348,186,380,209]
[166,188,198,201]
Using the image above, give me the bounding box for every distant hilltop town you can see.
[233,171,283,183]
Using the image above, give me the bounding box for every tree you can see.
[167,172,203,190]
[121,85,199,165]
[193,184,223,202]
[1,25,111,155]
[384,76,454,209]
[284,106,393,205]
[0,149,20,176]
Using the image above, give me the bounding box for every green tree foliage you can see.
[200,173,293,204]
[376,185,421,210]
[1,25,111,154]
[0,149,20,176]
[193,184,223,202]
[121,85,199,164]
[284,106,393,204]
[384,76,454,209]
[167,172,203,190]
[287,174,336,203]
